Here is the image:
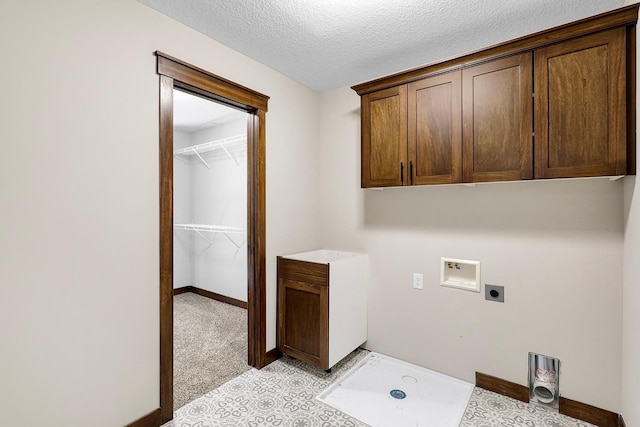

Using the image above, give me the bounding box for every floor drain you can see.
[390,389,406,399]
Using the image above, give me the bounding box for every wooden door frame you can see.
[156,52,269,424]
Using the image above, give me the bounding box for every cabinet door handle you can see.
[410,161,413,185]
[400,162,404,183]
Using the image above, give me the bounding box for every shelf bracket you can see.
[222,231,242,249]
[220,142,240,168]
[191,147,212,171]
[195,229,214,247]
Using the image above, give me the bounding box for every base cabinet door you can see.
[534,28,626,178]
[462,53,533,183]
[277,259,329,369]
[277,278,329,368]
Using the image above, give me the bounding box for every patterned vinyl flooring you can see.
[163,349,596,427]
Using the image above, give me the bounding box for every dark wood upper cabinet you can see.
[463,53,533,183]
[361,86,407,187]
[408,71,462,185]
[353,4,637,188]
[534,28,626,179]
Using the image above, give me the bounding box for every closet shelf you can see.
[173,223,246,233]
[174,223,246,249]
[174,134,246,171]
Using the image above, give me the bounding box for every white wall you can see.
[189,118,248,302]
[318,87,624,412]
[173,117,249,302]
[173,130,192,288]
[622,1,640,425]
[622,177,639,425]
[0,0,319,425]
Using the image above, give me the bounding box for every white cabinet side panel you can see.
[328,254,368,367]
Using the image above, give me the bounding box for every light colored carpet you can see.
[173,292,249,410]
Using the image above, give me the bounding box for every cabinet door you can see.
[534,28,626,178]
[462,53,533,183]
[277,277,329,369]
[408,71,462,185]
[361,86,408,188]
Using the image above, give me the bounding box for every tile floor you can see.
[462,389,595,427]
[163,349,596,427]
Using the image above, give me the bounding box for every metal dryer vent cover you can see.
[528,352,560,411]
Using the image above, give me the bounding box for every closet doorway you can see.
[156,52,271,424]
[172,89,250,409]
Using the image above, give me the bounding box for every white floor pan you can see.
[317,352,474,427]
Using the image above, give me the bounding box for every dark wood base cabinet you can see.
[277,251,368,370]
[354,5,638,188]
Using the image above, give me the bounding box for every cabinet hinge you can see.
[532,92,535,98]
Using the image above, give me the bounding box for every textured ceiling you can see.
[139,0,624,92]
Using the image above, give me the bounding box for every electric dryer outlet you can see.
[484,284,504,303]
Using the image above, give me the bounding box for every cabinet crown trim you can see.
[351,4,638,95]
